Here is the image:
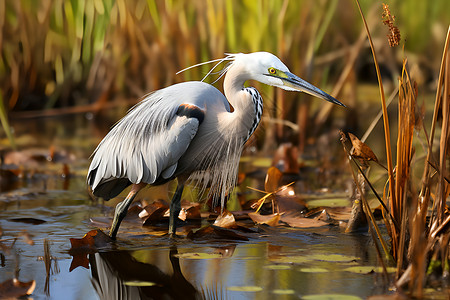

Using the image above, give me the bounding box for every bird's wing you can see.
[87,93,205,199]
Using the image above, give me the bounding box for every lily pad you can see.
[272,289,295,295]
[302,294,362,300]
[264,264,292,270]
[271,255,310,264]
[307,198,350,209]
[174,252,223,259]
[299,267,329,273]
[307,253,358,262]
[227,286,263,292]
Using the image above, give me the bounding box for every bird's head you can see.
[234,52,345,107]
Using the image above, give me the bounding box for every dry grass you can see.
[352,0,450,296]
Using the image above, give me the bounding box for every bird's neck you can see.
[223,63,248,109]
[222,64,262,142]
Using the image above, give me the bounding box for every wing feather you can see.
[87,86,205,199]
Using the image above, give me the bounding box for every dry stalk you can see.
[354,0,397,254]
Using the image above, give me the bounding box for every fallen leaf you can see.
[139,202,169,219]
[302,294,362,300]
[187,225,248,241]
[275,190,308,214]
[68,229,112,271]
[185,205,201,220]
[174,252,223,259]
[306,197,350,209]
[213,210,236,228]
[299,267,329,273]
[264,264,292,270]
[272,289,296,295]
[280,214,328,228]
[142,207,168,225]
[248,212,282,227]
[315,209,331,222]
[0,278,36,298]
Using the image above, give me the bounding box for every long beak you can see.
[282,72,346,107]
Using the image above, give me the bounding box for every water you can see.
[0,113,392,299]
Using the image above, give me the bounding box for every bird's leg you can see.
[169,183,185,237]
[109,182,146,239]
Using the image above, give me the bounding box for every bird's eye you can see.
[268,67,276,74]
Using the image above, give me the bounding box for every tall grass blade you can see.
[354,0,397,257]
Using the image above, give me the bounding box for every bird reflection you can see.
[89,246,200,300]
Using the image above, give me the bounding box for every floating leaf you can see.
[264,264,292,270]
[281,214,328,228]
[248,212,281,227]
[302,294,362,300]
[307,254,358,263]
[185,205,201,220]
[306,198,350,209]
[174,252,223,260]
[299,267,329,273]
[68,229,112,271]
[227,286,263,292]
[187,225,249,241]
[272,289,295,295]
[271,255,309,264]
[139,201,168,219]
[142,207,168,225]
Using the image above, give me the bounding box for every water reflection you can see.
[89,246,200,300]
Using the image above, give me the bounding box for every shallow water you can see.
[0,185,389,299]
[0,113,393,299]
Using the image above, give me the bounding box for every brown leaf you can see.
[213,210,236,228]
[185,205,201,220]
[248,212,282,227]
[275,187,308,214]
[187,225,248,241]
[280,214,328,228]
[139,201,169,219]
[142,207,168,225]
[348,132,378,163]
[68,229,112,272]
[0,278,36,298]
[265,166,283,193]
